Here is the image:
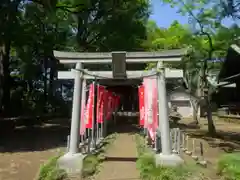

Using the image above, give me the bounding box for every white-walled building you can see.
[167,87,198,118]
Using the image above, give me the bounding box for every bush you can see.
[36,133,116,180]
[82,154,102,177]
[218,153,240,180]
[36,155,67,180]
[135,134,190,180]
[136,152,190,180]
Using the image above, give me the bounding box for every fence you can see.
[144,128,208,167]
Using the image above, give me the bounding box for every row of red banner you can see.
[138,78,159,140]
[80,83,120,135]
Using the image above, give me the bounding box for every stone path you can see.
[94,132,140,180]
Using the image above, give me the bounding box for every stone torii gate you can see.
[54,49,185,174]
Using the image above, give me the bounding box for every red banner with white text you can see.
[147,78,158,140]
[106,91,114,120]
[138,85,145,127]
[97,85,106,123]
[142,78,158,140]
[85,83,94,129]
[152,78,159,131]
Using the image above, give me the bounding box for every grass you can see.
[35,133,117,180]
[136,152,192,180]
[217,153,240,180]
[35,154,67,180]
[135,134,200,180]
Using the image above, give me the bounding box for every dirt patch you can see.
[0,119,69,180]
[178,117,240,178]
[0,148,63,180]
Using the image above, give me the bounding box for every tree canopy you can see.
[0,0,239,127]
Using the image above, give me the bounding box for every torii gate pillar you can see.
[155,61,183,166]
[58,62,84,174]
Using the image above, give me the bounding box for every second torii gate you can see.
[54,49,186,174]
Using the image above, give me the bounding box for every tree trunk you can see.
[206,91,216,135]
[43,57,48,112]
[48,57,57,97]
[203,48,216,136]
[0,41,11,116]
[191,99,199,124]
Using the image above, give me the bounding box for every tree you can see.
[160,0,240,135]
[0,0,151,117]
[0,0,23,115]
[143,20,193,50]
[69,0,150,51]
[143,20,202,122]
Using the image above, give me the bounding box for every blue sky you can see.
[150,0,236,28]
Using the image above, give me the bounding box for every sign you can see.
[112,52,127,79]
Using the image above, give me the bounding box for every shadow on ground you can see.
[0,118,70,153]
[176,121,240,153]
[104,156,137,162]
[107,115,140,135]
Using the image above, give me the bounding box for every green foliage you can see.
[0,0,238,132]
[160,0,240,135]
[36,155,67,180]
[72,0,150,51]
[143,20,192,51]
[36,133,116,180]
[82,154,100,177]
[135,134,191,180]
[0,0,151,116]
[143,4,239,99]
[217,153,240,180]
[137,154,189,180]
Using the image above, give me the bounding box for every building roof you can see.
[218,44,240,82]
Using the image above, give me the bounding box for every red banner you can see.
[138,85,145,126]
[101,90,108,122]
[114,95,121,109]
[106,91,114,120]
[97,85,105,123]
[152,78,159,130]
[85,83,94,129]
[143,78,150,129]
[143,78,158,140]
[111,94,116,111]
[80,81,87,135]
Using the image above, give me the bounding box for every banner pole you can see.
[103,90,107,138]
[90,83,95,151]
[91,80,97,150]
[96,85,100,144]
[87,128,91,153]
[80,78,87,147]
